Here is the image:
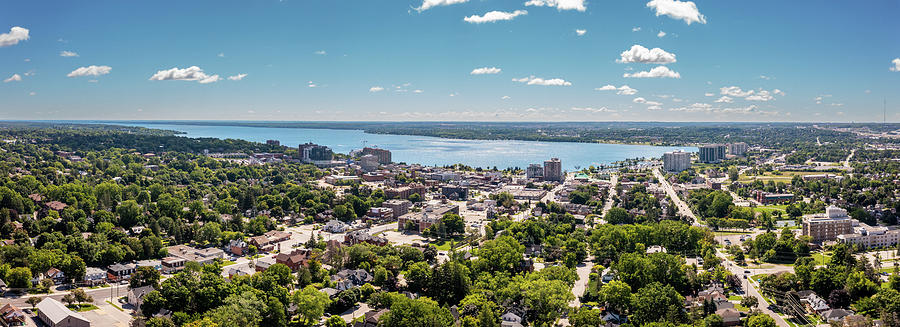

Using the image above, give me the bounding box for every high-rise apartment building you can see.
[699,144,726,163]
[526,164,544,179]
[728,142,748,156]
[663,150,691,172]
[802,206,853,243]
[361,147,392,164]
[543,158,563,182]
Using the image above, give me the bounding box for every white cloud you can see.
[623,66,680,78]
[228,73,247,81]
[632,27,641,32]
[217,53,225,58]
[596,85,638,95]
[647,105,662,111]
[415,0,468,12]
[29,92,36,96]
[814,95,832,104]
[617,45,676,64]
[714,96,733,103]
[0,26,29,47]
[3,74,22,83]
[773,89,785,96]
[67,65,112,78]
[413,89,423,93]
[704,93,714,97]
[891,58,900,72]
[745,90,775,101]
[575,29,586,36]
[633,97,662,106]
[464,10,527,23]
[369,86,384,92]
[524,0,586,11]
[646,0,706,25]
[759,75,771,80]
[513,76,572,86]
[149,66,221,84]
[719,86,753,97]
[314,50,327,55]
[60,51,79,57]
[571,107,616,113]
[657,31,666,38]
[501,95,511,99]
[471,67,502,75]
[308,81,317,88]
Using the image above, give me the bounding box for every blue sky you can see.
[1,0,898,122]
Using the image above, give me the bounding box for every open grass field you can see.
[738,171,825,184]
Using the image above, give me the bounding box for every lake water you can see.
[116,122,695,171]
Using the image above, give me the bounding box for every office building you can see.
[361,147,392,164]
[838,223,900,249]
[383,199,412,218]
[728,142,748,156]
[699,144,726,163]
[802,206,853,243]
[543,158,563,182]
[526,164,544,179]
[663,150,691,172]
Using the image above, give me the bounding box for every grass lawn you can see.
[811,252,833,265]
[734,303,749,312]
[67,304,99,312]
[105,300,124,312]
[751,273,768,281]
[220,260,236,266]
[728,295,742,301]
[754,205,788,215]
[430,240,457,251]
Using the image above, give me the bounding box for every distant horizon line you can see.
[3,119,899,125]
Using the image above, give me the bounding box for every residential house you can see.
[107,263,137,282]
[821,309,854,322]
[35,297,91,327]
[332,269,373,291]
[254,256,277,272]
[716,308,741,326]
[323,220,348,233]
[127,285,155,311]
[226,239,248,256]
[352,309,388,327]
[501,312,524,327]
[275,249,311,271]
[83,267,106,286]
[344,230,388,246]
[0,303,26,326]
[45,268,66,285]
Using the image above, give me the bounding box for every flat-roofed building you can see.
[383,199,411,218]
[526,164,544,179]
[398,204,459,233]
[837,223,900,249]
[728,142,748,156]
[663,150,691,172]
[699,144,726,163]
[543,158,563,182]
[803,206,853,243]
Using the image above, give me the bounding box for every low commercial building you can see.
[803,206,853,243]
[837,223,900,249]
[36,297,90,327]
[166,244,226,265]
[441,186,468,200]
[107,263,136,282]
[756,191,794,204]
[508,188,547,201]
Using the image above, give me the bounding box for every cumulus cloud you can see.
[415,0,468,11]
[632,27,641,32]
[657,31,666,38]
[719,86,753,97]
[218,53,225,58]
[471,67,502,75]
[575,29,586,36]
[29,92,36,96]
[149,66,220,83]
[513,76,572,86]
[314,50,326,55]
[596,85,638,95]
[623,66,680,78]
[704,93,714,97]
[617,45,676,64]
[524,0,586,11]
[228,73,247,81]
[571,107,616,113]
[464,10,527,23]
[0,26,29,47]
[501,95,511,99]
[891,58,900,72]
[646,0,706,25]
[745,90,775,101]
[369,86,385,92]
[714,96,733,103]
[3,74,22,83]
[60,51,79,57]
[633,97,662,106]
[68,65,112,78]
